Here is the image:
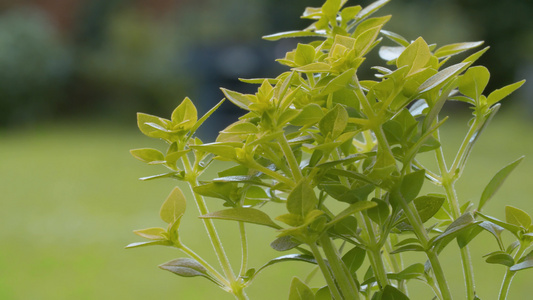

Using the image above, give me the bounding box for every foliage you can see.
[128,1,529,299]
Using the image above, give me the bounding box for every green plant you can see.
[127,0,530,299]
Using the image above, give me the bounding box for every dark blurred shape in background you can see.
[0,0,530,132]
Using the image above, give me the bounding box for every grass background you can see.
[1,107,532,299]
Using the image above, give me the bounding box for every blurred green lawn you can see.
[1,109,532,299]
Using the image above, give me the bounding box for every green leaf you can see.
[479,221,505,250]
[332,216,358,237]
[380,30,409,47]
[432,212,478,252]
[287,180,318,217]
[289,277,315,300]
[220,88,252,110]
[137,112,171,140]
[397,37,431,76]
[315,286,332,300]
[190,98,225,137]
[400,169,425,203]
[413,194,445,223]
[476,213,522,237]
[353,26,383,57]
[505,206,532,229]
[319,104,349,139]
[291,104,324,126]
[484,252,515,267]
[342,246,366,273]
[125,240,172,249]
[418,62,468,94]
[329,201,377,226]
[434,41,484,58]
[486,80,526,106]
[354,0,390,23]
[133,227,167,240]
[390,244,425,254]
[320,68,356,96]
[130,148,165,164]
[367,198,390,225]
[171,97,197,131]
[263,31,325,41]
[190,142,239,160]
[193,182,238,204]
[199,207,281,229]
[256,254,316,277]
[380,285,410,300]
[293,62,332,73]
[270,236,301,251]
[510,250,533,271]
[394,263,425,280]
[458,66,490,101]
[159,258,218,285]
[294,43,316,66]
[160,187,187,224]
[478,156,524,211]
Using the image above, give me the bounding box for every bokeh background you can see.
[1,0,532,299]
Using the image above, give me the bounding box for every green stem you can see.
[182,153,241,295]
[360,212,389,289]
[309,243,345,300]
[385,235,406,294]
[498,242,530,300]
[238,222,248,277]
[319,234,360,300]
[246,159,295,187]
[178,243,230,288]
[278,134,303,182]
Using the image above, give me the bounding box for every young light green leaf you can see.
[288,277,315,300]
[171,97,197,131]
[137,113,171,140]
[199,207,281,229]
[505,205,532,229]
[287,179,318,217]
[189,98,225,137]
[432,212,478,251]
[125,240,172,249]
[130,148,165,164]
[397,37,431,76]
[458,66,490,101]
[319,68,356,96]
[486,80,526,106]
[220,88,252,110]
[160,187,187,224]
[294,43,316,66]
[291,104,324,126]
[478,156,524,211]
[133,227,167,240]
[263,30,325,41]
[354,0,390,23]
[434,41,484,58]
[380,30,409,47]
[418,62,468,94]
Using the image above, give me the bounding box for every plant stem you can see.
[309,242,345,300]
[181,153,239,293]
[498,242,530,300]
[360,212,390,289]
[238,222,248,277]
[178,243,231,288]
[436,119,477,300]
[319,234,360,300]
[278,134,303,182]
